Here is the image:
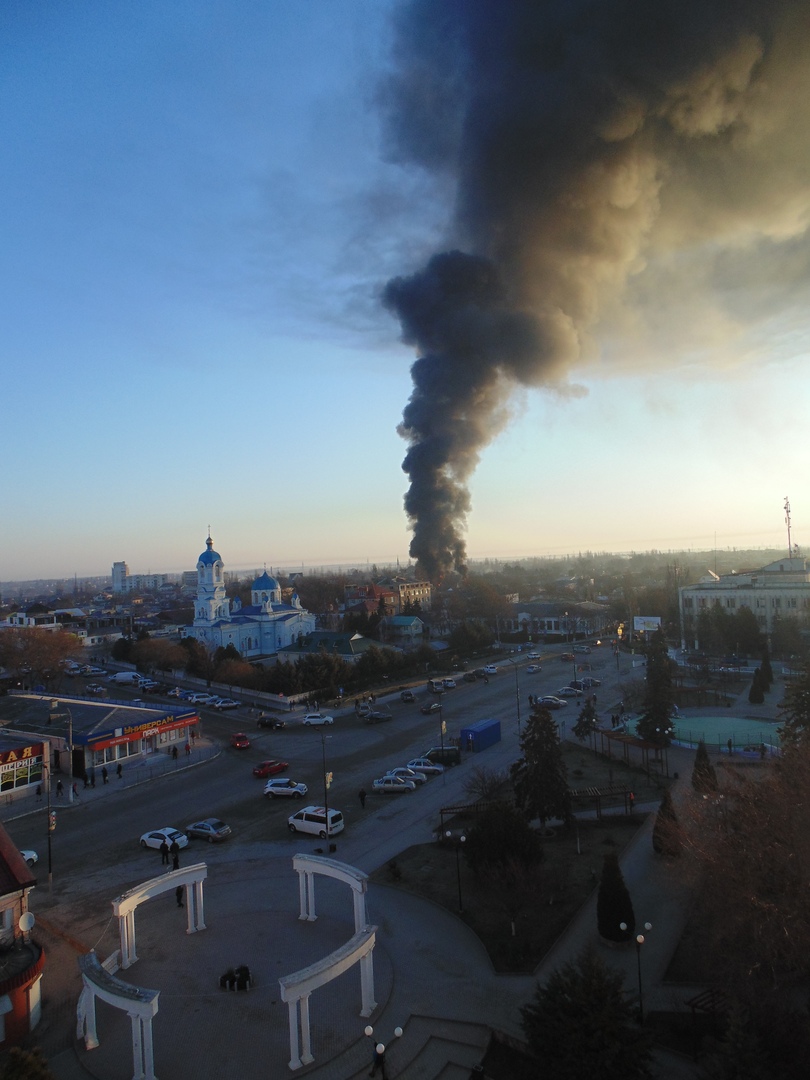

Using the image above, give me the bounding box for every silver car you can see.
[263,778,308,799]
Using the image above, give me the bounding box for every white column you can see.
[128,911,139,966]
[194,878,206,931]
[77,987,99,1049]
[130,1013,144,1080]
[141,1016,157,1080]
[306,871,316,922]
[299,993,314,1066]
[185,885,195,935]
[352,882,367,931]
[297,868,307,921]
[360,948,376,1017]
[119,914,130,969]
[286,999,301,1070]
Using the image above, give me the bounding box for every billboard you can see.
[633,616,661,632]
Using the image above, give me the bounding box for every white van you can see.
[108,672,146,685]
[287,806,344,839]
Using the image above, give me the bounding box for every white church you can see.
[182,535,316,657]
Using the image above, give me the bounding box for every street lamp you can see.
[506,658,521,736]
[620,921,652,1023]
[445,830,466,912]
[364,1023,403,1079]
[320,731,333,845]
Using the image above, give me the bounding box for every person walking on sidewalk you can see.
[160,840,169,866]
[56,780,63,797]
[116,763,123,780]
[102,766,108,784]
[358,788,367,809]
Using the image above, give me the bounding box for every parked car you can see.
[556,686,582,697]
[356,703,372,717]
[372,775,415,794]
[560,653,576,662]
[526,664,541,674]
[214,698,240,710]
[573,644,591,654]
[400,690,415,703]
[230,732,251,749]
[539,696,567,710]
[140,827,188,851]
[441,678,456,689]
[527,652,541,660]
[166,687,183,697]
[188,693,217,704]
[264,778,308,799]
[186,818,231,842]
[302,713,334,726]
[483,665,498,675]
[385,766,427,785]
[424,745,461,767]
[252,759,288,778]
[407,757,445,775]
[427,682,445,695]
[582,677,601,688]
[288,806,344,838]
[20,849,38,866]
[420,702,442,715]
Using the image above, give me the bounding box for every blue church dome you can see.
[252,570,280,591]
[198,535,221,565]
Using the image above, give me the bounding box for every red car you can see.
[230,732,251,750]
[252,758,288,778]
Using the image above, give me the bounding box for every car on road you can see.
[186,818,232,842]
[400,690,415,703]
[213,698,240,710]
[252,759,288,778]
[140,827,189,851]
[560,653,576,662]
[20,849,38,866]
[166,687,183,697]
[526,664,541,674]
[256,715,286,729]
[302,713,334,726]
[263,778,308,799]
[527,652,541,660]
[372,775,416,794]
[427,682,445,695]
[556,686,582,697]
[385,766,427,785]
[539,696,568,710]
[365,710,393,723]
[573,644,591,654]
[420,702,443,715]
[230,732,251,749]
[407,757,445,775]
[288,806,344,838]
[441,678,456,689]
[581,677,602,688]
[483,665,498,675]
[188,693,217,705]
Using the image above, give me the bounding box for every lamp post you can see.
[364,1023,403,1079]
[66,708,74,803]
[45,754,54,890]
[506,658,521,736]
[620,921,652,1023]
[320,731,333,843]
[445,830,466,912]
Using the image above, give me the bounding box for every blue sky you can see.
[3,1,810,582]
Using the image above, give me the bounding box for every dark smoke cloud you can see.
[381,0,810,579]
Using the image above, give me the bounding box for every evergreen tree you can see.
[521,947,654,1080]
[635,628,675,745]
[748,668,765,705]
[760,648,773,688]
[464,802,544,881]
[596,851,635,942]
[652,788,681,856]
[777,660,810,750]
[0,1048,57,1080]
[510,707,571,830]
[700,1002,772,1080]
[691,739,718,794]
[572,697,598,743]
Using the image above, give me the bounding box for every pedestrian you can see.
[289,699,294,712]
[116,763,123,779]
[102,766,108,784]
[35,785,42,801]
[172,745,178,760]
[56,780,63,797]
[72,782,79,799]
[90,769,96,788]
[175,886,184,908]
[358,788,367,809]
[172,852,180,871]
[759,742,767,760]
[629,791,635,813]
[83,772,89,789]
[185,742,191,756]
[160,840,169,865]
[727,738,733,756]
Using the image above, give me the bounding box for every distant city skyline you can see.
[3,3,809,583]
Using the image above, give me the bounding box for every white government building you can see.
[182,535,316,657]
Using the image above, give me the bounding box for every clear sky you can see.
[3,1,809,582]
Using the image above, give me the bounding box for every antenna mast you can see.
[784,496,792,560]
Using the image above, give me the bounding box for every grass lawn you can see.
[371,742,668,972]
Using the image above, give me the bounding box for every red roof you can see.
[0,824,36,893]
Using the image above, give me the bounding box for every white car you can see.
[213,698,240,710]
[372,775,415,794]
[188,693,217,705]
[556,685,582,697]
[302,713,334,726]
[483,665,498,675]
[527,652,541,660]
[526,664,541,674]
[264,778,308,799]
[441,678,456,689]
[385,767,427,785]
[407,757,445,775]
[20,849,38,867]
[139,827,189,851]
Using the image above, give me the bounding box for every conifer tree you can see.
[636,627,675,745]
[596,850,635,942]
[511,707,571,830]
[652,788,681,856]
[691,739,718,794]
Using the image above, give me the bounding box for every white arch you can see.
[77,950,159,1080]
[293,853,368,931]
[113,864,208,969]
[281,855,377,1070]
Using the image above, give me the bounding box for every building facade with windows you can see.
[182,535,316,658]
[678,556,810,648]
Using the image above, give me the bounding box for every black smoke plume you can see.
[382,0,808,579]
